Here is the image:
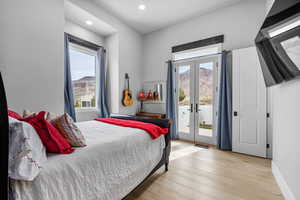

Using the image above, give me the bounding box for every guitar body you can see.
[122,89,134,106]
[122,73,134,107]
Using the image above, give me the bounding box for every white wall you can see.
[0,0,64,114]
[65,20,105,46]
[271,80,300,200]
[265,0,299,199]
[105,33,120,114]
[69,0,143,115]
[142,0,266,113]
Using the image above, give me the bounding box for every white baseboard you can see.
[272,161,296,200]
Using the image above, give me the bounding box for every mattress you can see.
[11,120,165,200]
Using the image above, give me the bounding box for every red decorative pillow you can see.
[21,111,74,154]
[8,110,23,120]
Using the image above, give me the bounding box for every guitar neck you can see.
[126,78,130,90]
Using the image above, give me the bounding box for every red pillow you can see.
[21,111,74,154]
[8,110,23,120]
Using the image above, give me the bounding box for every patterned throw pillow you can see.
[23,110,58,121]
[51,113,86,147]
[46,112,58,121]
[23,110,37,118]
[8,117,47,181]
[21,112,74,154]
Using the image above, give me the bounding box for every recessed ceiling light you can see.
[138,4,146,10]
[85,20,93,26]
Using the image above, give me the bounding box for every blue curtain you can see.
[166,61,178,140]
[96,47,110,118]
[217,51,232,150]
[64,33,76,121]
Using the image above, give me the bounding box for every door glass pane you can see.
[178,65,191,134]
[281,36,300,70]
[197,62,213,137]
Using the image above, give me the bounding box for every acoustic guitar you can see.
[122,73,134,106]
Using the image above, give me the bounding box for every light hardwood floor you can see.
[126,141,284,200]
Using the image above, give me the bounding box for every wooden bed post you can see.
[0,73,9,200]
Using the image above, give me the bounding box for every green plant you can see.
[179,88,186,102]
[91,96,96,107]
[75,100,80,108]
[199,123,213,130]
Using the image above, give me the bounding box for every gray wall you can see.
[0,0,64,114]
[141,0,266,113]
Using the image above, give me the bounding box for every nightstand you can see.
[136,112,166,119]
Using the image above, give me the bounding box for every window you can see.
[69,43,97,109]
[172,44,222,61]
[280,36,300,70]
[268,16,300,38]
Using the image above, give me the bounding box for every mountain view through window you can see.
[69,46,96,109]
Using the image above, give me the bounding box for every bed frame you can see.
[110,114,171,199]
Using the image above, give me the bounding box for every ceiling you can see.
[92,0,243,34]
[65,1,116,36]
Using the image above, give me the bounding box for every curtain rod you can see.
[165,52,223,64]
[65,33,104,51]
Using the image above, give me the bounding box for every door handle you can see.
[188,104,193,112]
[196,104,198,113]
[234,111,238,116]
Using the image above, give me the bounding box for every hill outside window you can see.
[69,43,97,110]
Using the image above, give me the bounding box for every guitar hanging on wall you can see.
[122,73,134,107]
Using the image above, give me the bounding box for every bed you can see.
[8,114,171,200]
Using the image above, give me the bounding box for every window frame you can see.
[69,42,98,111]
[172,43,223,61]
[271,25,300,77]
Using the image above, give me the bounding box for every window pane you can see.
[281,36,300,70]
[178,65,191,134]
[69,47,96,109]
[173,44,222,61]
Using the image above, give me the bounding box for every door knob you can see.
[188,104,193,112]
[196,104,200,112]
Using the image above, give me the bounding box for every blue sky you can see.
[179,62,213,74]
[69,49,96,81]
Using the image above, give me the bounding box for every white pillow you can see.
[8,117,47,181]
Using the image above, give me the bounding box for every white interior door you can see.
[232,47,267,158]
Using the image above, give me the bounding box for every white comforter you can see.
[11,120,165,200]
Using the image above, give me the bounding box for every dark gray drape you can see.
[96,47,109,118]
[166,61,178,139]
[217,51,232,150]
[64,33,76,121]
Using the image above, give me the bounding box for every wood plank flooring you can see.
[126,141,283,200]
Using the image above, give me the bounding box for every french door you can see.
[175,56,220,145]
